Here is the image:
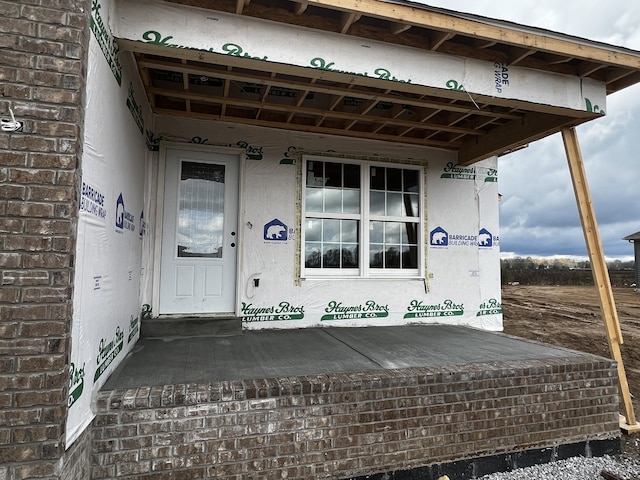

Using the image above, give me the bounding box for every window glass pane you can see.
[404,193,419,217]
[369,244,383,268]
[403,169,419,192]
[401,223,418,245]
[402,246,418,269]
[386,192,403,216]
[305,187,323,212]
[344,164,360,189]
[370,167,385,190]
[385,246,401,268]
[325,162,342,187]
[387,168,402,191]
[343,189,360,214]
[324,188,342,213]
[384,222,401,244]
[323,244,341,268]
[370,221,383,243]
[305,243,322,268]
[306,161,324,187]
[322,219,340,242]
[305,219,321,242]
[342,245,359,268]
[341,220,358,243]
[370,191,385,215]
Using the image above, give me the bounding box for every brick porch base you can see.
[92,356,619,479]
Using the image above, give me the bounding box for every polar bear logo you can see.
[115,193,125,229]
[266,224,286,239]
[431,231,447,245]
[479,233,492,246]
[478,229,493,247]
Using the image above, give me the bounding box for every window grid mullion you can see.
[362,165,370,277]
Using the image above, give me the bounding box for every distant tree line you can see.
[501,257,636,286]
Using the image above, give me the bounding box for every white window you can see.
[302,156,423,278]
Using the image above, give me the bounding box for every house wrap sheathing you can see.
[65,0,617,447]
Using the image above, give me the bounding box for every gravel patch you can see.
[478,456,640,480]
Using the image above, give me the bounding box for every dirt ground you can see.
[501,285,640,456]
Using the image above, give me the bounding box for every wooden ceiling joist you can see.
[430,31,454,51]
[507,47,537,66]
[235,0,250,15]
[340,12,361,33]
[135,57,527,121]
[390,22,411,35]
[293,0,307,15]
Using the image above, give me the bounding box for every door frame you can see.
[152,142,246,317]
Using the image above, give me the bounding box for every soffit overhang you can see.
[114,0,640,164]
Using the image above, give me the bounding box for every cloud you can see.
[417,0,640,258]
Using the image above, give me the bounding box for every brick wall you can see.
[0,1,89,478]
[93,357,620,480]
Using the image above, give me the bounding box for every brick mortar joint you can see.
[96,356,617,411]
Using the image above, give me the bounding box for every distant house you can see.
[623,231,640,288]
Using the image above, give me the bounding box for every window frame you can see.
[301,155,424,279]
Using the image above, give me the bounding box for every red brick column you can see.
[0,1,90,478]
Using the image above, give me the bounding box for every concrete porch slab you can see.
[102,324,583,390]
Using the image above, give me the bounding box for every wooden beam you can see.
[472,39,497,49]
[340,12,361,33]
[221,67,231,116]
[154,107,459,149]
[457,112,581,165]
[390,22,411,35]
[578,61,604,77]
[235,0,250,15]
[607,70,640,93]
[606,68,636,84]
[561,127,639,431]
[506,47,536,66]
[293,0,308,15]
[429,31,454,51]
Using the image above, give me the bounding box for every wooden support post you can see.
[561,127,640,432]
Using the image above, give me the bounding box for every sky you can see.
[416,0,640,260]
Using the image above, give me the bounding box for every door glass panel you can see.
[177,161,225,258]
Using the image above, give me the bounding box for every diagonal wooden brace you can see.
[561,127,639,432]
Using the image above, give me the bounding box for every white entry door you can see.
[159,149,239,315]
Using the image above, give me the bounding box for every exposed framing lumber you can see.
[607,71,640,94]
[147,86,485,136]
[578,61,605,77]
[133,56,523,121]
[293,0,307,15]
[390,22,411,35]
[430,31,454,51]
[340,12,361,33]
[154,107,458,150]
[119,39,596,119]
[299,0,640,70]
[506,47,536,66]
[457,112,581,165]
[561,127,640,433]
[235,0,250,15]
